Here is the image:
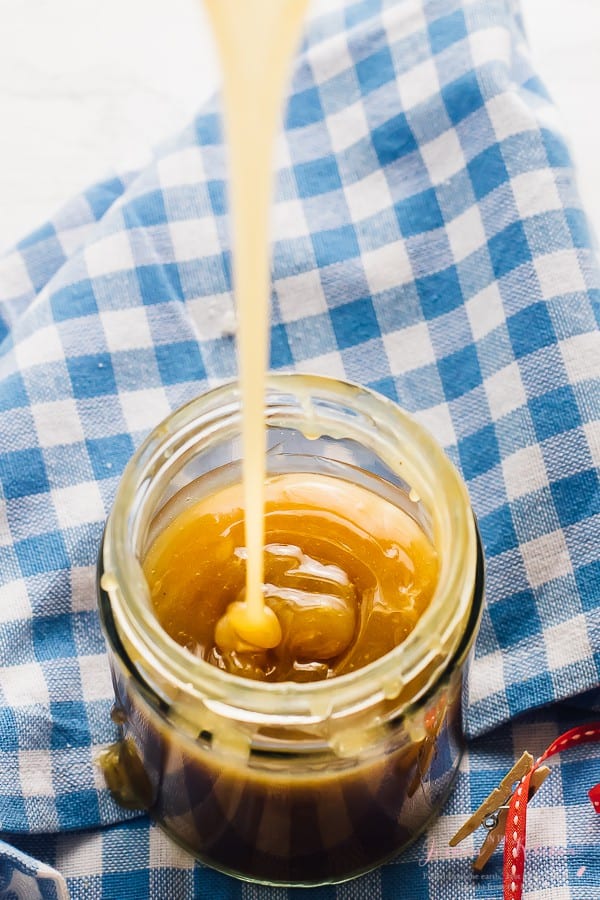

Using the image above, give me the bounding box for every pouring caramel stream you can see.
[202,0,311,649]
[142,0,441,676]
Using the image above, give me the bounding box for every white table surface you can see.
[0,0,598,254]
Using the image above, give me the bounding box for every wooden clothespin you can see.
[449,751,551,871]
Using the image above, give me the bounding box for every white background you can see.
[0,0,598,253]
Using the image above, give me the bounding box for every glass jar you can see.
[97,374,483,886]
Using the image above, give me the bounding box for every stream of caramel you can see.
[202,0,311,649]
[144,2,440,675]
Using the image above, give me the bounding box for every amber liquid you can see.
[120,473,450,883]
[144,470,438,681]
[101,648,463,885]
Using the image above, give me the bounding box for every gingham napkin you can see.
[0,0,598,896]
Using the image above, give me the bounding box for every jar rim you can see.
[101,373,480,724]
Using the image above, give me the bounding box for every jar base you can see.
[136,749,463,888]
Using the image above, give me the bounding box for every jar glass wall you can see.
[98,374,484,886]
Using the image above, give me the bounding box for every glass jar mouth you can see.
[102,374,480,725]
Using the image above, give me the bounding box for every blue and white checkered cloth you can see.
[0,0,598,896]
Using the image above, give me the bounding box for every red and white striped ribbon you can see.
[503,723,600,900]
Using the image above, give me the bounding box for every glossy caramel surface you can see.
[143,472,438,682]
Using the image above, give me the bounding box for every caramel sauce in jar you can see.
[98,376,483,886]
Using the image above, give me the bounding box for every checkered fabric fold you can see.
[0,838,68,899]
[0,0,598,896]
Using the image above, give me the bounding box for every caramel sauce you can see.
[144,472,438,682]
